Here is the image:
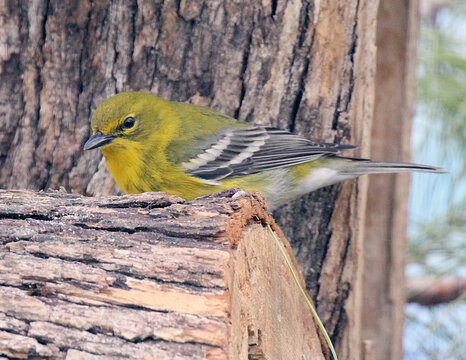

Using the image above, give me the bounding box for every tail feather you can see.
[339,158,446,175]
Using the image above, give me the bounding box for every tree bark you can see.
[362,1,419,360]
[0,1,409,359]
[0,189,328,360]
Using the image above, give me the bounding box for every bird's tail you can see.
[338,157,446,175]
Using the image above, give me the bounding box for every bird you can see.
[83,91,444,209]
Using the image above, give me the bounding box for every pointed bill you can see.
[83,131,116,150]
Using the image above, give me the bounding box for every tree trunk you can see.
[0,1,415,359]
[361,1,419,360]
[0,189,328,360]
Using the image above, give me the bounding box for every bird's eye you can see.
[123,117,135,129]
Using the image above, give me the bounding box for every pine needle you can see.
[267,224,339,360]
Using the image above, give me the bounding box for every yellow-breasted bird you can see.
[84,92,443,209]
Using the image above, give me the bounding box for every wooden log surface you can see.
[0,189,327,359]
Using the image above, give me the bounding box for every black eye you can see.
[123,117,135,129]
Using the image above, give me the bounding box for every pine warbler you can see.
[84,92,443,209]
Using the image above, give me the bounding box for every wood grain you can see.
[0,189,326,359]
[362,1,419,359]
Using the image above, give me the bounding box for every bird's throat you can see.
[101,143,149,194]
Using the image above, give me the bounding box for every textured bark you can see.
[0,1,392,359]
[361,1,419,360]
[0,189,327,360]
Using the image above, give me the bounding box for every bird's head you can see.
[83,91,166,153]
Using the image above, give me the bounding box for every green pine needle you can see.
[267,224,339,360]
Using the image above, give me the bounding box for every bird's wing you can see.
[181,126,356,181]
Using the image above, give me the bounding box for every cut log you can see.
[0,189,328,360]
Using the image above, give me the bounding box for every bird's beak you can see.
[83,131,116,150]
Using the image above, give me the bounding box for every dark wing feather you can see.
[183,126,355,181]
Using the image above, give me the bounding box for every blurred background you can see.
[405,0,465,358]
